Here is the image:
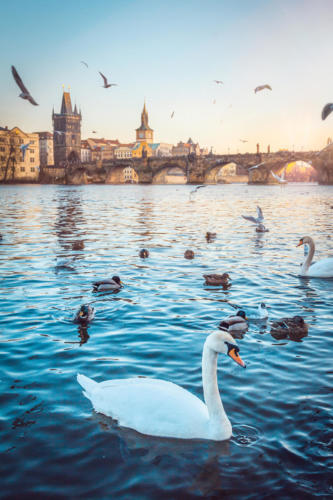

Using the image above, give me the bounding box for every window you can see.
[19,139,24,144]
[1,156,5,161]
[1,167,5,171]
[0,147,5,152]
[30,158,35,163]
[30,167,35,172]
[20,167,25,172]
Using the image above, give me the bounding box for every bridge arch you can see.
[204,162,247,184]
[152,164,187,184]
[105,164,139,184]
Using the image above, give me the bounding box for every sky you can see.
[1,0,333,153]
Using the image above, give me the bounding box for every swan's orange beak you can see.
[228,348,246,368]
[296,239,304,247]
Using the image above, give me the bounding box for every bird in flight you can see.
[214,80,223,84]
[271,169,287,184]
[20,142,32,160]
[99,72,117,88]
[248,162,265,171]
[81,61,89,68]
[322,103,333,120]
[240,139,248,143]
[242,206,268,232]
[92,130,97,134]
[11,66,38,105]
[254,84,272,94]
[171,111,175,118]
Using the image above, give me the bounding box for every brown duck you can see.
[203,273,231,286]
[270,316,308,341]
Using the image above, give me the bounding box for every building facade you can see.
[136,102,153,144]
[36,131,54,166]
[0,126,39,182]
[113,145,133,159]
[53,91,81,167]
[172,138,201,157]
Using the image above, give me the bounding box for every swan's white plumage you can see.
[77,331,241,441]
[78,374,209,439]
[298,236,333,278]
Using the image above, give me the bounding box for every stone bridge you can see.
[42,147,333,185]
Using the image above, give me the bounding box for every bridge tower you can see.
[52,90,81,167]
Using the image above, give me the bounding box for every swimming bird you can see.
[184,250,195,259]
[251,303,268,320]
[93,276,123,291]
[139,249,149,258]
[254,84,272,94]
[11,66,38,105]
[81,61,89,68]
[321,103,333,121]
[271,169,287,184]
[74,304,95,325]
[77,330,246,441]
[203,273,230,286]
[20,142,32,160]
[206,232,217,242]
[99,71,118,88]
[218,310,248,333]
[270,316,308,341]
[214,80,223,84]
[297,236,333,278]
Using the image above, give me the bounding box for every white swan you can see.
[77,331,246,441]
[297,236,333,278]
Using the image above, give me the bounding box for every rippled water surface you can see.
[1,184,332,499]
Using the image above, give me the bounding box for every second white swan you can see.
[77,331,246,441]
[297,236,333,278]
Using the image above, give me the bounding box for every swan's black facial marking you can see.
[225,341,239,355]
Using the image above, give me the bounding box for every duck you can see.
[77,330,246,441]
[203,273,231,286]
[74,304,95,325]
[184,249,195,259]
[139,249,149,258]
[206,232,217,242]
[297,236,333,278]
[270,316,308,341]
[218,310,248,333]
[93,276,123,291]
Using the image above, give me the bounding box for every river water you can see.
[0,184,332,499]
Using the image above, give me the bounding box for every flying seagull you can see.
[321,103,333,120]
[171,111,175,118]
[189,185,206,199]
[271,169,287,184]
[214,80,223,84]
[92,130,97,133]
[248,162,265,171]
[240,139,248,143]
[80,61,89,68]
[242,206,268,232]
[11,66,38,105]
[99,71,117,88]
[254,84,272,94]
[20,142,32,160]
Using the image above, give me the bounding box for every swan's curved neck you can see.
[301,238,315,274]
[202,344,230,435]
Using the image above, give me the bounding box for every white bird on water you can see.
[297,236,333,278]
[77,330,246,441]
[242,206,269,232]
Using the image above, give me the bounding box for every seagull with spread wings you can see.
[214,80,223,84]
[99,71,118,88]
[81,61,89,68]
[189,185,206,200]
[254,84,272,94]
[248,162,265,171]
[20,142,32,160]
[11,66,38,105]
[241,206,268,233]
[271,169,287,184]
[322,103,333,120]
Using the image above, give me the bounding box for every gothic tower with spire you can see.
[52,90,81,167]
[136,102,153,143]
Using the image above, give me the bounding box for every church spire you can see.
[60,90,73,114]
